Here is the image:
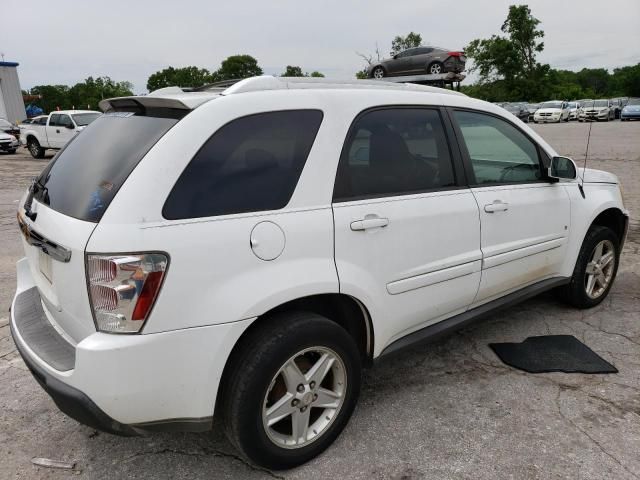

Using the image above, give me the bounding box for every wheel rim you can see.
[29,142,38,155]
[262,346,347,449]
[430,64,442,74]
[584,239,615,299]
[373,68,384,79]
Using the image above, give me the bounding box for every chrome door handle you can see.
[484,200,509,213]
[350,217,389,231]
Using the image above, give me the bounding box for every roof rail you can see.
[216,75,464,96]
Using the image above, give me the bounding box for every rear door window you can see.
[334,108,456,200]
[163,110,323,220]
[32,112,180,222]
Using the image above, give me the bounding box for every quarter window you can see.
[454,110,542,184]
[334,108,456,200]
[163,110,323,220]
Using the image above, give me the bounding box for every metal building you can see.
[0,61,27,122]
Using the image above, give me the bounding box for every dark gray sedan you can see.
[368,46,466,79]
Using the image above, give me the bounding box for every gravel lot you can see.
[1,121,638,479]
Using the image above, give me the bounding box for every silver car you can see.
[368,46,466,79]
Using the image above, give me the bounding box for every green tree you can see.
[281,65,305,77]
[217,55,262,80]
[281,66,325,77]
[147,66,214,92]
[465,5,550,101]
[390,32,422,56]
[612,63,640,97]
[29,85,71,113]
[68,76,133,110]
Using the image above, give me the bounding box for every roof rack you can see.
[214,76,464,96]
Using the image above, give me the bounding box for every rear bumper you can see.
[11,257,253,435]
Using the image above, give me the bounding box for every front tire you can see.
[371,66,385,79]
[428,62,443,75]
[558,226,620,309]
[221,312,362,470]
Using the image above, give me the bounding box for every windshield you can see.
[627,98,640,105]
[594,100,608,107]
[527,103,540,109]
[541,101,563,109]
[72,112,101,126]
[567,102,578,108]
[32,112,180,222]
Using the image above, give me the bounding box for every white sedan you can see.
[0,132,19,154]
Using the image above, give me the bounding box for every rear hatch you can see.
[17,104,185,343]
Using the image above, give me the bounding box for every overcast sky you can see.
[2,0,639,94]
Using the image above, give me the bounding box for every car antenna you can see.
[578,120,593,199]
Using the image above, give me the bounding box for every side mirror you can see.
[65,123,75,129]
[549,156,577,181]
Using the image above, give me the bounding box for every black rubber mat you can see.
[489,335,618,374]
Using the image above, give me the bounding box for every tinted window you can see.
[32,113,179,222]
[334,108,455,200]
[36,116,48,125]
[163,110,323,220]
[454,110,542,184]
[48,114,61,127]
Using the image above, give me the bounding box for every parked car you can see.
[19,115,48,134]
[0,118,20,137]
[566,101,581,120]
[19,110,101,158]
[368,46,466,78]
[533,100,570,123]
[0,132,19,154]
[503,102,530,122]
[525,103,540,122]
[620,97,640,121]
[12,76,628,469]
[578,99,614,122]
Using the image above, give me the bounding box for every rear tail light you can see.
[448,51,463,57]
[87,253,168,333]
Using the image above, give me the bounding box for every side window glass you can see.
[163,110,323,220]
[335,108,456,200]
[454,110,542,184]
[49,114,60,127]
[58,115,72,128]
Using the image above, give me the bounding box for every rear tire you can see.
[428,62,443,75]
[557,226,620,309]
[221,312,362,470]
[27,138,45,159]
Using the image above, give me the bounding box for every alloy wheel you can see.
[584,239,615,299]
[373,68,384,79]
[262,346,347,449]
[429,63,442,74]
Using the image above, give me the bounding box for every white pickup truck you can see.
[20,110,101,158]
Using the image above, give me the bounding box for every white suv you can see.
[11,77,628,469]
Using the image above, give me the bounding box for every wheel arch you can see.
[370,64,386,77]
[590,207,628,247]
[214,293,374,418]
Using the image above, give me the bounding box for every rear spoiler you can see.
[98,91,219,113]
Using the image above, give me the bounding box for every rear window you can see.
[163,110,323,220]
[32,112,179,222]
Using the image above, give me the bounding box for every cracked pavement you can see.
[0,121,638,479]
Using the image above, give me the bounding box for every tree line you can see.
[23,55,324,114]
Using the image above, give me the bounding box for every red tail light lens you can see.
[87,253,168,333]
[448,51,463,57]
